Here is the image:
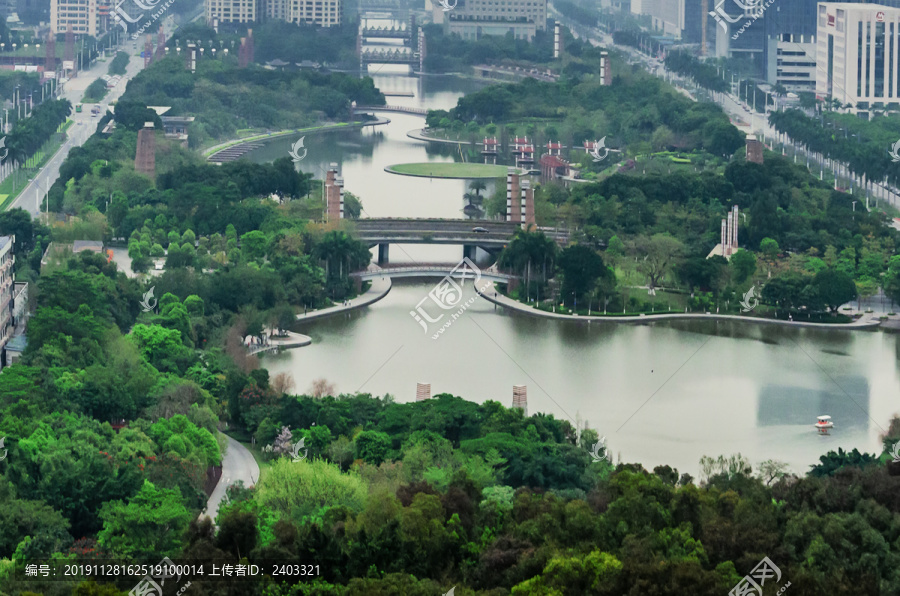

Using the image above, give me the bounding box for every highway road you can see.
[8,16,176,217]
[564,19,900,211]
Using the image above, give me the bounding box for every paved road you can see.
[478,280,885,328]
[8,17,176,217]
[203,434,260,524]
[569,22,900,207]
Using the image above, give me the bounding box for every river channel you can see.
[246,68,900,478]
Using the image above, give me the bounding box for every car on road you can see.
[472,227,489,233]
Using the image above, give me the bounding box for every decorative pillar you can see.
[521,180,535,228]
[726,212,734,256]
[732,205,739,249]
[134,122,156,180]
[512,385,527,416]
[507,168,521,223]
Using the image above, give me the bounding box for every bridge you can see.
[352,218,569,264]
[353,104,428,116]
[360,25,412,41]
[352,265,517,282]
[360,48,419,67]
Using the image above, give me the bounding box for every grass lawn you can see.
[386,162,514,179]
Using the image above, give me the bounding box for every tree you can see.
[730,249,756,284]
[355,431,391,465]
[97,480,192,560]
[498,229,558,301]
[241,230,269,262]
[884,255,900,309]
[556,244,614,307]
[813,268,857,312]
[761,273,809,311]
[633,234,685,293]
[759,237,780,260]
[256,458,367,524]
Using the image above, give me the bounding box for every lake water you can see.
[249,70,900,478]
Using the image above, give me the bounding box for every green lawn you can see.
[386,162,514,179]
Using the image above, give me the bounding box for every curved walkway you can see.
[407,128,476,146]
[295,276,392,324]
[248,329,312,355]
[476,280,884,329]
[202,434,260,526]
[203,118,390,161]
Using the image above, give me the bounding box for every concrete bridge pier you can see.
[378,243,390,265]
[463,244,476,261]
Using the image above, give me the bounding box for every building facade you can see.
[816,2,900,113]
[207,0,340,26]
[0,236,14,371]
[286,0,341,27]
[51,0,109,36]
[206,0,258,25]
[440,0,546,42]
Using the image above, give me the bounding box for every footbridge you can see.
[353,104,428,116]
[352,218,569,264]
[352,265,517,282]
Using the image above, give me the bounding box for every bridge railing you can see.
[352,266,517,278]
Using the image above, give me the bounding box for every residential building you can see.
[439,0,546,42]
[816,2,900,114]
[207,0,341,26]
[206,0,258,25]
[628,0,704,43]
[286,0,341,27]
[51,0,110,37]
[447,16,537,41]
[0,236,14,371]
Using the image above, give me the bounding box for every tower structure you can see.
[65,26,75,75]
[521,180,535,228]
[134,123,156,180]
[45,33,56,75]
[506,168,521,223]
[512,385,527,416]
[416,383,431,401]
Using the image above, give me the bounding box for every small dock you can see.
[208,142,265,163]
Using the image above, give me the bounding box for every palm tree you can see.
[498,229,558,302]
[469,180,487,198]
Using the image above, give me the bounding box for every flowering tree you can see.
[273,427,293,455]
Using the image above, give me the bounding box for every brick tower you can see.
[134,122,156,180]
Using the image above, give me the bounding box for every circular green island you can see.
[385,162,517,179]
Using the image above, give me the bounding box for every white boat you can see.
[815,415,834,433]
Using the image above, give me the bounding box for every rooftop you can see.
[73,240,103,253]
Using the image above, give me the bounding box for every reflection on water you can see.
[263,279,900,477]
[250,72,900,477]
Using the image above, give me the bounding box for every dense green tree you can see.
[97,480,192,559]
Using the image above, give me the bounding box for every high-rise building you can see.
[442,0,547,42]
[0,236,14,371]
[52,0,110,36]
[286,0,341,27]
[816,3,900,114]
[206,0,259,24]
[206,0,340,26]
